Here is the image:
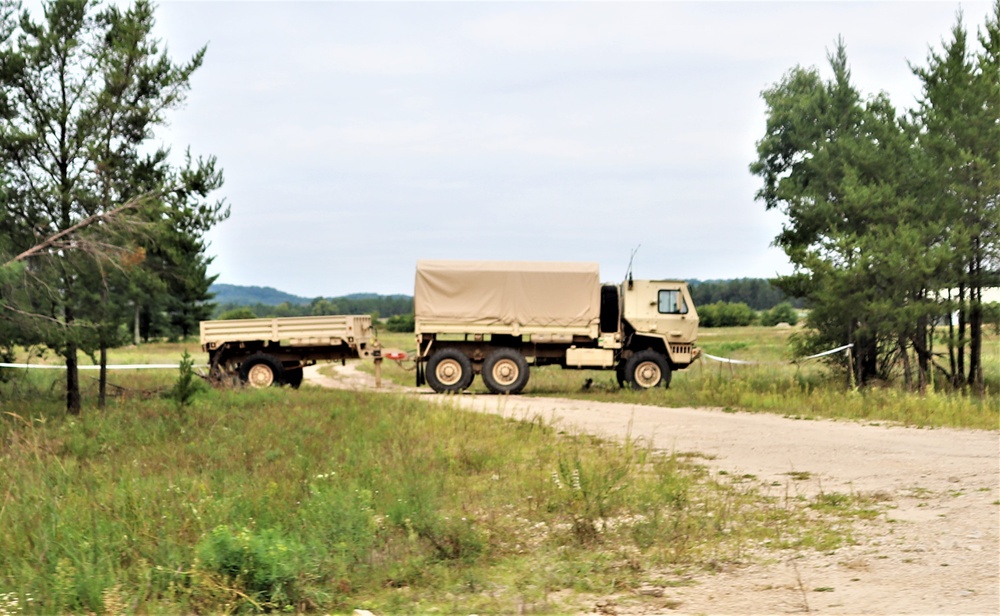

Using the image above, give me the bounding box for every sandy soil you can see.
[306,363,999,615]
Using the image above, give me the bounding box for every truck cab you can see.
[621,279,699,368]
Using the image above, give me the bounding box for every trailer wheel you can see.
[625,350,670,390]
[426,348,474,393]
[482,348,529,395]
[239,353,285,388]
[284,366,304,389]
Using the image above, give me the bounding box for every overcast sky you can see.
[147,0,994,298]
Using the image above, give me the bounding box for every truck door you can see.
[622,280,698,349]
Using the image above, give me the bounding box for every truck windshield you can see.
[658,289,688,314]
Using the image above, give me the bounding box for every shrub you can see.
[761,302,799,326]
[698,302,757,327]
[385,313,415,333]
[195,525,305,610]
[985,302,1000,335]
[217,307,257,320]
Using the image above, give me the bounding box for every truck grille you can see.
[670,343,693,356]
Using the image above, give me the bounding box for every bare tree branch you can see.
[0,301,85,327]
[4,191,162,267]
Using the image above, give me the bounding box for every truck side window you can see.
[658,290,687,315]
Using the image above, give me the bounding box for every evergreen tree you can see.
[751,42,933,384]
[752,7,999,389]
[0,0,226,413]
[911,5,1000,390]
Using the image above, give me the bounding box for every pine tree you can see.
[912,4,1000,390]
[0,0,227,413]
[751,42,926,384]
[752,8,999,390]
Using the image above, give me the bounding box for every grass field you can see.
[1,373,882,614]
[0,326,994,613]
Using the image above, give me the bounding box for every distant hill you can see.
[209,284,311,306]
[209,279,798,317]
[207,284,414,319]
[209,284,412,306]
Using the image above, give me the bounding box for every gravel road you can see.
[307,363,999,615]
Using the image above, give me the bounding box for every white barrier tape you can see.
[0,363,202,370]
[702,354,760,365]
[798,343,854,361]
[702,343,853,366]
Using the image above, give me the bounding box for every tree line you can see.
[696,302,799,328]
[0,0,226,413]
[688,278,801,311]
[214,295,414,321]
[213,282,799,332]
[751,4,999,390]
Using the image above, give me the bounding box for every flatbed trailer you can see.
[200,315,380,387]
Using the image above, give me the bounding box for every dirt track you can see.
[306,363,999,615]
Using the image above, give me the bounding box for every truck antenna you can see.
[626,245,640,289]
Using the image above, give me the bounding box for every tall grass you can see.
[0,379,878,614]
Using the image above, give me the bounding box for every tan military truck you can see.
[200,315,379,388]
[414,260,699,394]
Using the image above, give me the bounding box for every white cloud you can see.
[148,0,993,297]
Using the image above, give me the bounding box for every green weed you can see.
[195,525,305,611]
[0,377,879,613]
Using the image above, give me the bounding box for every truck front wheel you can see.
[482,348,529,395]
[625,350,671,390]
[426,348,474,393]
[239,353,285,388]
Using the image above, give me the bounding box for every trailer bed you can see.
[200,315,373,351]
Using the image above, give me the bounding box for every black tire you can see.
[625,350,670,390]
[238,353,285,388]
[481,348,530,395]
[615,362,627,388]
[284,366,304,389]
[426,348,474,393]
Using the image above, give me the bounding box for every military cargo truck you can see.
[414,260,699,394]
[200,315,379,388]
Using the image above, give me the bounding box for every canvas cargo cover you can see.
[415,260,600,329]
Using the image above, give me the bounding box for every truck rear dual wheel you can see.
[482,348,529,395]
[624,350,672,390]
[426,348,474,393]
[239,353,285,388]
